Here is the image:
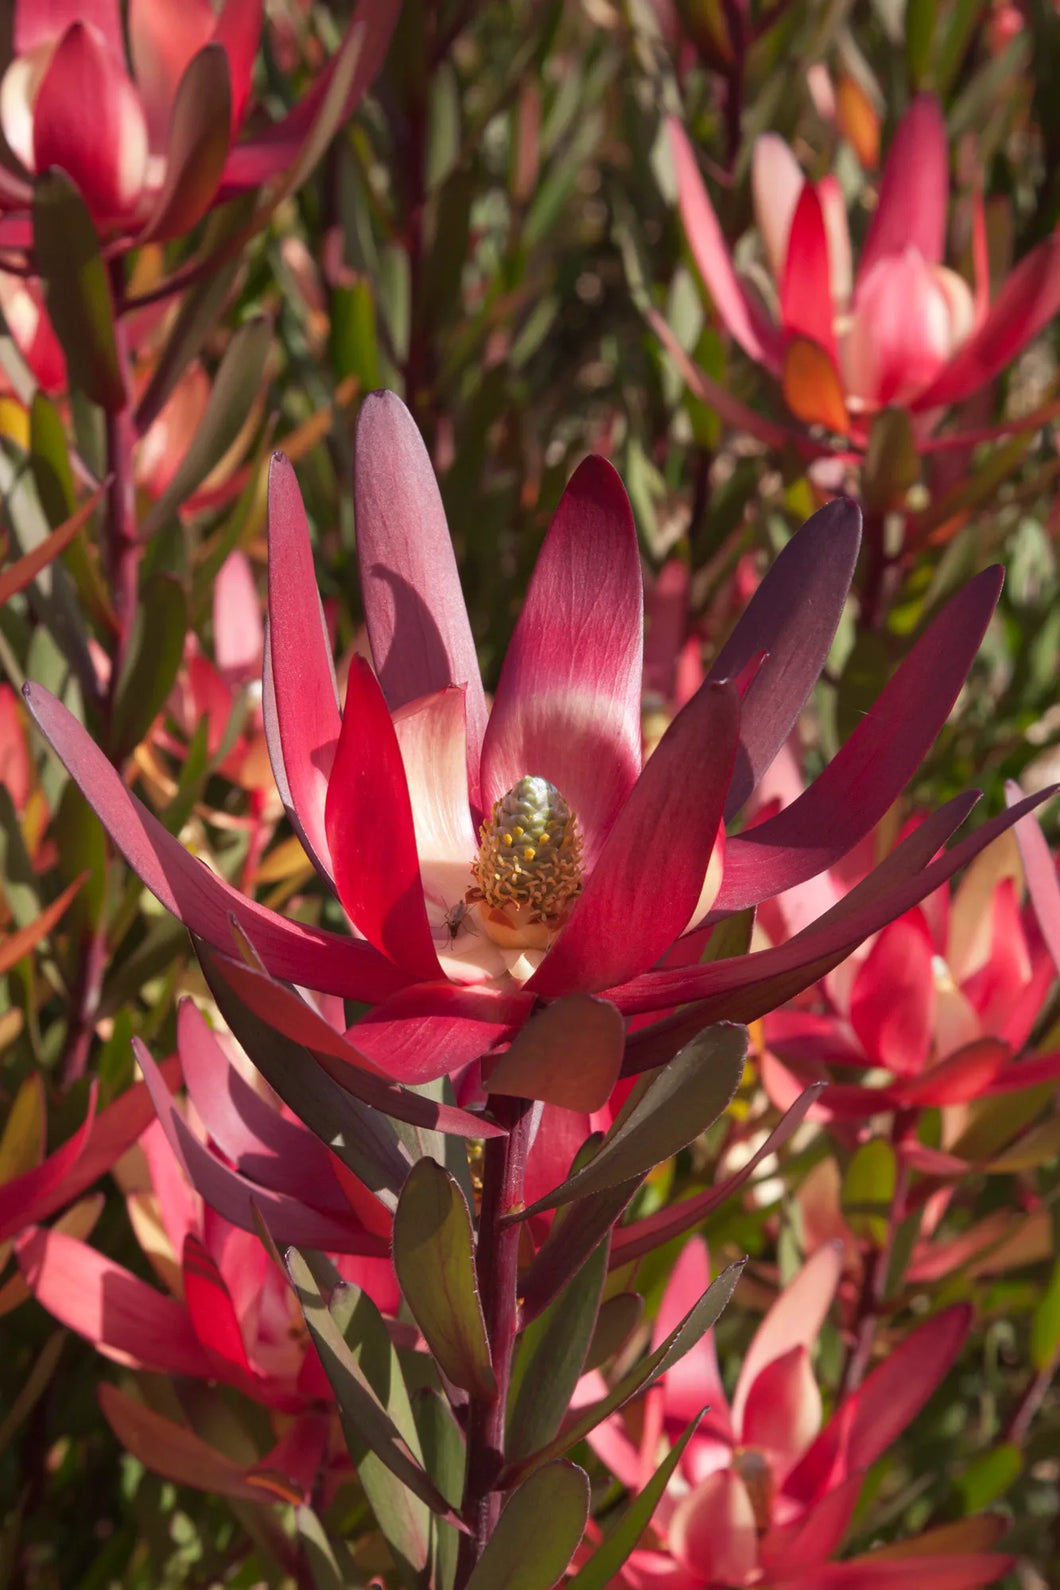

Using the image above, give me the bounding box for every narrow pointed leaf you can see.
[110,574,187,759]
[584,1293,645,1372]
[513,1024,747,1220]
[610,1084,826,1265]
[286,1247,451,1516]
[505,1261,744,1483]
[714,566,1004,909]
[140,316,269,540]
[0,874,84,979]
[307,1255,438,1575]
[296,1507,368,1590]
[393,1158,495,1399]
[465,1461,590,1590]
[32,171,124,411]
[565,1412,705,1590]
[508,1238,609,1464]
[519,1173,643,1321]
[0,489,101,606]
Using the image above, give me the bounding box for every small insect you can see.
[444,899,472,943]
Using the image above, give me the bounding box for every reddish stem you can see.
[459,1096,535,1580]
[103,260,140,712]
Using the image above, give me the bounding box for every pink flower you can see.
[586,1239,1013,1589]
[670,95,1060,443]
[762,826,1060,1119]
[22,392,1054,1089]
[0,0,398,241]
[18,1001,398,1400]
[0,1061,173,1312]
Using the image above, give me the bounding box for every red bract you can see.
[17,1005,398,1407]
[763,830,1060,1119]
[584,1239,1013,1590]
[0,1066,171,1280]
[670,94,1060,446]
[0,0,398,242]
[22,392,1055,1087]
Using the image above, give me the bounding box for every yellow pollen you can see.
[470,775,584,923]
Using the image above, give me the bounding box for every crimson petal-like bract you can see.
[856,94,948,283]
[781,183,838,360]
[325,655,443,979]
[713,566,1003,910]
[266,451,340,877]
[177,1000,353,1213]
[22,682,410,1002]
[618,788,1054,1063]
[529,679,739,997]
[709,498,861,820]
[914,232,1060,411]
[480,454,645,865]
[354,390,489,807]
[669,115,785,372]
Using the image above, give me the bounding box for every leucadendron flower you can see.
[23,392,1054,1088]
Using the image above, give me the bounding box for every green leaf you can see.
[286,1248,449,1519]
[0,1332,65,1454]
[140,316,270,540]
[1031,1257,1060,1371]
[842,1139,896,1246]
[28,393,74,522]
[508,1238,608,1464]
[565,1412,703,1590]
[862,407,920,515]
[198,941,410,1206]
[836,628,893,746]
[134,203,251,434]
[393,1158,496,1399]
[906,0,936,85]
[330,281,381,393]
[320,1260,437,1587]
[296,1506,367,1590]
[465,1461,590,1590]
[700,908,754,963]
[109,574,188,760]
[32,172,124,411]
[955,1443,1021,1511]
[53,781,108,933]
[0,786,43,930]
[505,1260,744,1483]
[29,396,112,631]
[515,1024,747,1219]
[412,1387,466,1511]
[583,1292,644,1373]
[413,1388,465,1590]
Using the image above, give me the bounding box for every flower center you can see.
[471,775,583,928]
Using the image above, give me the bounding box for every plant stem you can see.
[460,1096,535,1581]
[840,1111,914,1398]
[1005,1340,1060,1447]
[102,260,140,717]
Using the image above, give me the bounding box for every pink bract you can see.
[0,0,399,240]
[584,1238,1013,1589]
[671,94,1060,444]
[22,391,1056,1088]
[762,825,1060,1120]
